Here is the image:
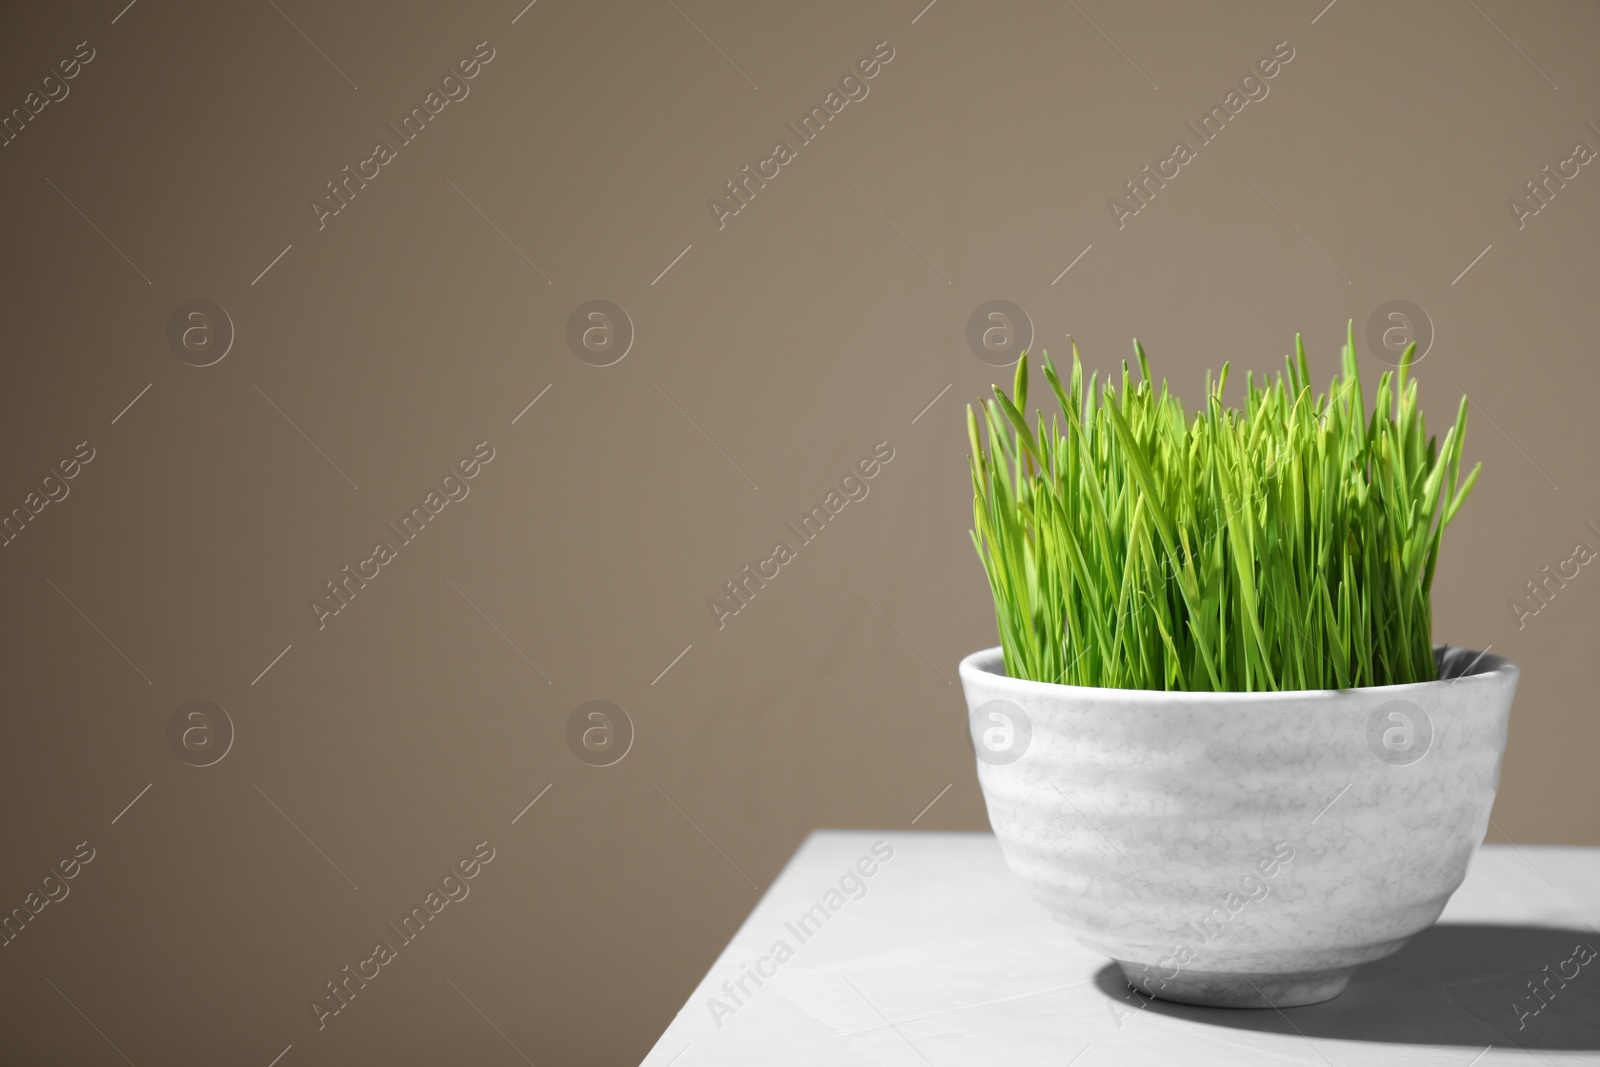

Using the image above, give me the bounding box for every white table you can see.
[644,831,1600,1066]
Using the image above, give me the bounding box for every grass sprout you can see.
[967,323,1479,691]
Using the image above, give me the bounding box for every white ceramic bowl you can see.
[959,645,1518,1007]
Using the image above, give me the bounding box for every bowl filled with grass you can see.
[959,325,1516,1007]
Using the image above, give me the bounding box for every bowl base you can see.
[1115,961,1356,1008]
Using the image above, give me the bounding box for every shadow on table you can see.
[1093,924,1599,1052]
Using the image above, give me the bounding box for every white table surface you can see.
[643,831,1600,1067]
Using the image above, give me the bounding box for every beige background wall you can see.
[0,1,1595,1063]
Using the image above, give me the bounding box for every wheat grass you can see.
[967,323,1479,691]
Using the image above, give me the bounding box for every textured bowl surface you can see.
[959,645,1518,1007]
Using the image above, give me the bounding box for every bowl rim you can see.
[958,644,1518,705]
